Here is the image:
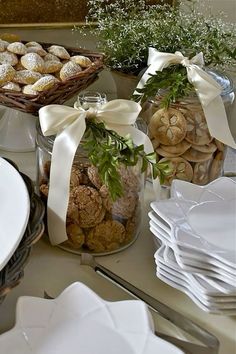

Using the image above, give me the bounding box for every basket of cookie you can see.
[0,38,104,115]
[0,158,45,305]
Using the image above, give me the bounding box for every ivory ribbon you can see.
[39,99,159,245]
[135,48,236,149]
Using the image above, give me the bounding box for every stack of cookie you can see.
[0,39,94,95]
[148,106,225,186]
[40,161,142,254]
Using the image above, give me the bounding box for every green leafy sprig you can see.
[132,65,194,108]
[82,120,171,200]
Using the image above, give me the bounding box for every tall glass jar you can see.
[139,69,235,186]
[36,91,144,255]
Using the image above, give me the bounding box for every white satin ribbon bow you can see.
[135,48,236,149]
[39,99,158,245]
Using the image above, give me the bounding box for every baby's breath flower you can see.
[77,0,236,74]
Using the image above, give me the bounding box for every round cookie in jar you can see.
[138,68,234,187]
[36,91,146,255]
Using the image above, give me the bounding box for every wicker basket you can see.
[0,41,104,115]
[0,160,45,305]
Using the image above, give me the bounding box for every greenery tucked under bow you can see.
[132,64,194,108]
[82,120,172,200]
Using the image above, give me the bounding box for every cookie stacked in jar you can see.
[36,92,144,255]
[139,69,235,186]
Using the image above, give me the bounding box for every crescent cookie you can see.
[59,61,82,81]
[22,84,38,95]
[31,75,59,91]
[44,53,61,62]
[2,81,21,91]
[149,108,187,146]
[26,46,47,57]
[0,51,18,66]
[47,45,70,60]
[21,52,44,72]
[70,55,92,68]
[43,60,63,74]
[25,41,43,48]
[7,42,27,55]
[0,40,9,52]
[13,69,42,84]
[0,63,15,85]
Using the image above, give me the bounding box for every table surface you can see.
[0,26,235,354]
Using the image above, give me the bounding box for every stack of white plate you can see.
[149,177,236,315]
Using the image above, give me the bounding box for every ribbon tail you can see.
[47,116,86,245]
[201,97,236,149]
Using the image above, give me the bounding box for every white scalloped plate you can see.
[0,157,30,271]
[150,178,236,268]
[0,282,184,354]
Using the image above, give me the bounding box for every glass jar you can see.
[36,91,144,255]
[139,69,235,186]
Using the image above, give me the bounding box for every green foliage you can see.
[82,120,171,200]
[77,0,236,73]
[132,64,194,108]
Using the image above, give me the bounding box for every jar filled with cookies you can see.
[138,68,235,187]
[36,91,146,255]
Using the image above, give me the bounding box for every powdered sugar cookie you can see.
[26,46,47,56]
[32,75,59,91]
[21,52,44,72]
[48,45,70,60]
[22,84,38,95]
[7,42,27,55]
[25,41,43,48]
[44,53,61,62]
[0,63,15,85]
[0,51,18,66]
[0,40,9,52]
[13,69,42,84]
[43,60,63,74]
[70,55,92,68]
[2,81,21,91]
[59,61,82,81]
